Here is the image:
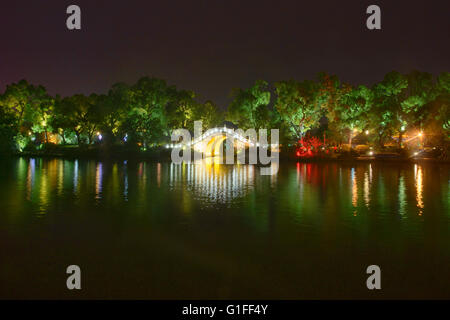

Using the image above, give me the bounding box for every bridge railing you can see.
[166,126,258,149]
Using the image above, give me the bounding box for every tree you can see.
[54,94,100,145]
[166,89,197,130]
[27,92,54,143]
[0,106,19,155]
[51,95,72,144]
[192,100,222,129]
[337,85,373,145]
[371,71,408,148]
[1,80,53,141]
[227,80,271,129]
[435,72,450,135]
[101,82,131,144]
[0,71,447,155]
[401,71,436,129]
[129,77,174,135]
[424,72,450,143]
[121,107,165,147]
[274,79,320,141]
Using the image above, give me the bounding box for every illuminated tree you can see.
[165,89,197,130]
[0,107,18,155]
[424,72,450,143]
[227,80,271,129]
[51,95,72,144]
[121,107,165,147]
[337,85,373,145]
[274,79,320,140]
[129,77,173,134]
[0,71,448,155]
[93,84,132,145]
[53,94,100,145]
[371,71,408,148]
[435,72,450,134]
[1,80,53,141]
[400,71,436,130]
[192,100,223,128]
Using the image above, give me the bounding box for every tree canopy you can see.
[0,71,448,155]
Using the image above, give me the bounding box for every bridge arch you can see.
[168,126,256,157]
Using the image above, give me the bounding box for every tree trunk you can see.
[398,132,403,148]
[18,103,25,125]
[378,133,384,149]
[76,132,81,145]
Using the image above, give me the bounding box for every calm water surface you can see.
[0,157,449,299]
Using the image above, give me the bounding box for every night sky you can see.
[1,0,449,108]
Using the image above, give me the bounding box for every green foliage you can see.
[165,89,197,130]
[274,79,321,140]
[370,71,408,146]
[339,85,372,128]
[121,107,165,146]
[1,80,53,133]
[53,94,100,145]
[227,80,271,129]
[434,72,450,134]
[0,107,19,155]
[0,71,448,156]
[193,101,223,128]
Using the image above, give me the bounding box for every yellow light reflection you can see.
[39,168,49,214]
[205,135,227,157]
[364,171,370,208]
[415,164,424,215]
[157,162,161,187]
[57,160,64,196]
[351,168,358,215]
[171,157,256,204]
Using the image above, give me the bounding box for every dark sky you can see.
[1,0,449,108]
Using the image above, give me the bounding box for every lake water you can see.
[0,157,449,299]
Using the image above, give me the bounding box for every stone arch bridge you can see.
[167,126,256,157]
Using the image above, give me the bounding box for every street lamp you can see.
[418,131,424,148]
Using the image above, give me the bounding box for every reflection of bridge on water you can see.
[18,158,278,205]
[169,158,256,204]
[15,158,429,216]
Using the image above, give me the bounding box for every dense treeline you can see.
[0,77,222,154]
[0,71,449,156]
[227,72,449,149]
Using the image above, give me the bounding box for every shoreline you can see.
[7,151,450,165]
